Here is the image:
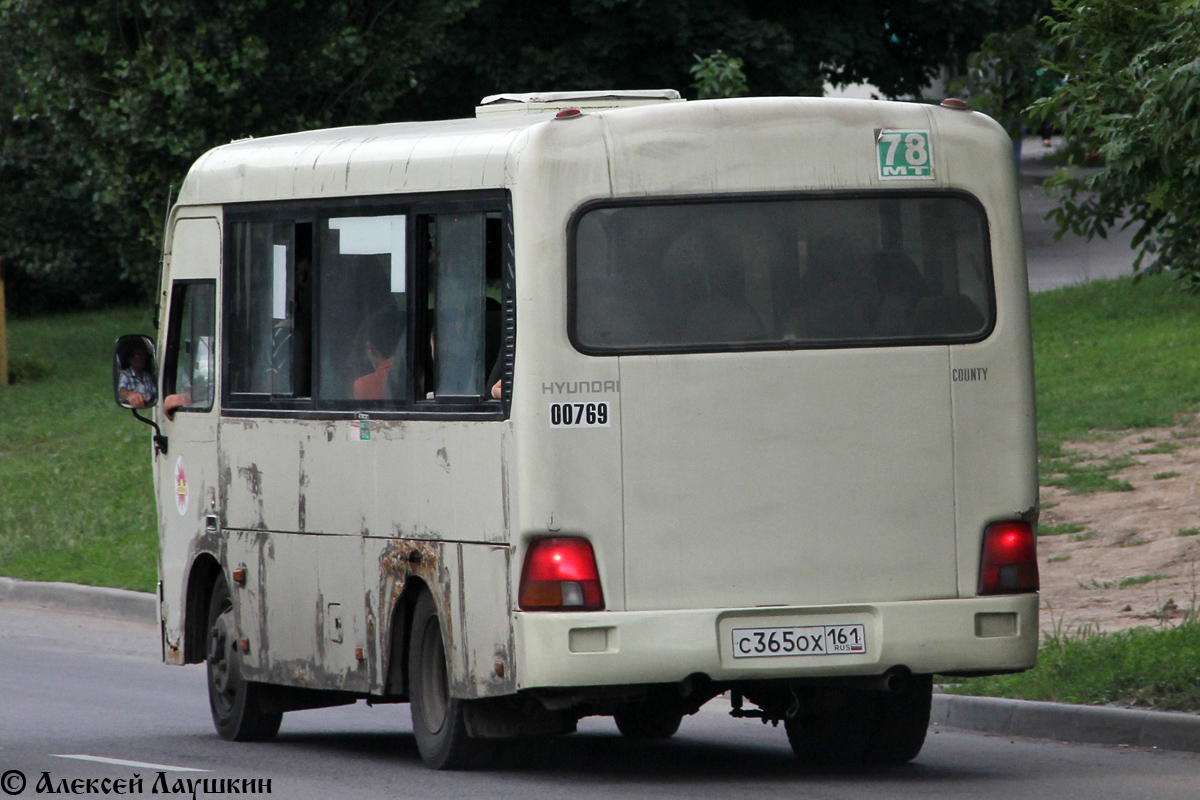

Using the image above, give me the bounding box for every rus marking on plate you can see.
[877,129,934,180]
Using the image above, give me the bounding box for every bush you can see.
[6,352,52,384]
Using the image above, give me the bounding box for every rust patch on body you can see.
[363,592,379,689]
[165,635,183,665]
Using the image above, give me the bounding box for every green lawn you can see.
[0,307,158,591]
[945,616,1200,711]
[1031,274,1200,450]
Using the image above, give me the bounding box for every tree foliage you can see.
[1035,0,1200,287]
[0,0,475,312]
[0,0,1041,313]
[402,0,1046,120]
[691,51,749,100]
[955,20,1059,140]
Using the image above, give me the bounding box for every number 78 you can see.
[879,132,929,166]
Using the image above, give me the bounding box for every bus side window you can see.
[418,212,493,401]
[163,281,216,412]
[318,215,406,404]
[227,221,311,399]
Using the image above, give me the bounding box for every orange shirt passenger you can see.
[354,357,393,400]
[353,306,405,400]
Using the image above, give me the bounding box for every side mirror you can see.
[112,334,158,409]
[113,334,167,455]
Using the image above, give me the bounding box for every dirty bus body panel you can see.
[514,98,1037,688]
[143,93,1036,768]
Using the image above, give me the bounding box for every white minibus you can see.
[114,89,1039,769]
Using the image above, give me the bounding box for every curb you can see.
[0,577,156,624]
[932,693,1200,754]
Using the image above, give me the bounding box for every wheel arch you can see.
[184,552,223,664]
[383,576,430,698]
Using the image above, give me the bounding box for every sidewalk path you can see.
[1019,135,1142,293]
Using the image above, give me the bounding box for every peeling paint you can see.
[298,442,308,533]
[456,544,470,695]
[314,591,327,665]
[239,462,263,495]
[209,531,514,700]
[363,591,379,689]
[236,462,266,529]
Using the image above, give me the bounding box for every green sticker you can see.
[877,129,933,180]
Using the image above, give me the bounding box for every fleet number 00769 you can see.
[731,624,866,659]
[549,401,610,428]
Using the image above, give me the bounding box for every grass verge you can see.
[0,307,157,592]
[943,618,1200,712]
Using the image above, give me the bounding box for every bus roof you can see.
[176,112,546,207]
[176,96,1005,207]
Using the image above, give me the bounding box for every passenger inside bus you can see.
[870,251,929,336]
[354,306,405,400]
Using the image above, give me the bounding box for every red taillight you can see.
[978,521,1039,595]
[519,538,604,611]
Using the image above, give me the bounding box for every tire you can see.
[613,701,684,739]
[206,575,283,742]
[862,674,932,764]
[784,687,877,765]
[408,591,494,770]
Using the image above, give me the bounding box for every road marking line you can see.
[51,755,208,773]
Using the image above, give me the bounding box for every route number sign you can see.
[877,129,934,180]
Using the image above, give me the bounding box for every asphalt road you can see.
[2,603,1198,799]
[1020,137,1141,293]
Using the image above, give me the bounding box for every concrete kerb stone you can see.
[932,693,1200,754]
[0,577,156,624]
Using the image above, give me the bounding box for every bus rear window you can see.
[570,193,993,353]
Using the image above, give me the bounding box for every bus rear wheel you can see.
[206,575,282,742]
[408,591,495,770]
[783,687,876,765]
[783,676,932,765]
[862,674,932,764]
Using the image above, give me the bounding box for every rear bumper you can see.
[513,594,1038,689]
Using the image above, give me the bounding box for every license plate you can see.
[730,624,866,659]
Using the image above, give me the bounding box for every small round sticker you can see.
[175,456,190,516]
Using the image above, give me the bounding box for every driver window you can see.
[164,281,216,412]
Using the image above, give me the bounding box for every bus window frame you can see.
[566,188,997,357]
[220,189,513,421]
